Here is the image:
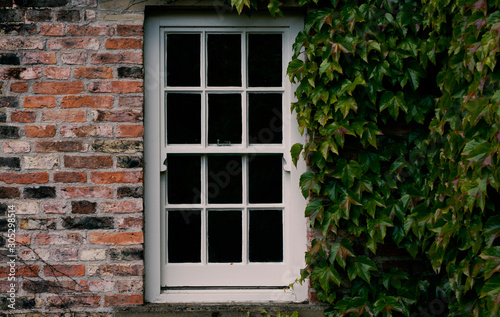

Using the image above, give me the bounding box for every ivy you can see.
[231,0,500,315]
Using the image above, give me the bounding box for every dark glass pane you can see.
[167,155,201,204]
[166,34,200,86]
[166,93,201,144]
[248,93,282,144]
[168,210,201,263]
[208,94,242,145]
[208,210,242,263]
[249,155,282,203]
[207,155,242,204]
[248,34,282,87]
[249,210,283,262]
[207,34,241,86]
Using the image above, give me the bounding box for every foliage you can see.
[231,0,500,315]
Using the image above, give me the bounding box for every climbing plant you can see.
[231,0,500,315]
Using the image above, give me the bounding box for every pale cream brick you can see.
[3,141,30,153]
[80,249,106,261]
[24,156,59,169]
[15,201,39,215]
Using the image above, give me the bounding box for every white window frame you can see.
[144,9,307,303]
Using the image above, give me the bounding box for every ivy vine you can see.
[232,0,499,315]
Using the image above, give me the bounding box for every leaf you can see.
[305,199,324,225]
[290,143,303,167]
[334,160,363,188]
[231,0,251,14]
[484,216,500,248]
[312,263,341,292]
[267,0,283,17]
[481,274,500,298]
[335,96,358,118]
[379,91,407,120]
[347,256,378,283]
[300,171,321,198]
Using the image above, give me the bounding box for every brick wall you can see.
[0,0,144,314]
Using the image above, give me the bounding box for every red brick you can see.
[89,81,142,93]
[67,25,114,36]
[11,111,36,123]
[101,201,142,213]
[61,186,113,198]
[61,125,112,137]
[0,187,21,198]
[117,25,143,36]
[16,234,31,245]
[104,294,143,307]
[11,81,27,93]
[35,141,87,152]
[42,109,86,122]
[24,96,56,108]
[25,125,56,138]
[0,173,49,184]
[119,96,143,108]
[64,155,113,168]
[48,38,99,50]
[74,66,113,79]
[105,38,142,49]
[78,280,115,292]
[54,172,87,183]
[99,264,143,277]
[44,66,71,79]
[47,295,100,308]
[61,52,87,65]
[44,264,85,277]
[40,24,65,36]
[90,52,142,64]
[33,232,84,245]
[89,232,143,245]
[118,216,143,229]
[116,125,143,137]
[0,38,43,50]
[34,82,84,95]
[0,67,42,80]
[90,171,142,184]
[24,52,57,64]
[61,95,113,108]
[23,280,76,294]
[95,109,142,122]
[0,265,39,278]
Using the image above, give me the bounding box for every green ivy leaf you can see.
[290,143,303,167]
[300,171,321,198]
[335,96,358,118]
[347,256,378,283]
[305,199,324,225]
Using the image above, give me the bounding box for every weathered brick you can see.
[105,38,142,49]
[10,81,28,92]
[71,200,96,214]
[15,201,39,214]
[24,96,56,108]
[118,96,142,108]
[0,23,36,36]
[26,9,51,22]
[72,0,97,7]
[25,125,56,137]
[61,95,113,108]
[23,280,76,294]
[0,111,5,123]
[98,264,142,277]
[35,141,87,152]
[92,140,142,153]
[47,295,99,308]
[16,234,31,245]
[40,24,65,36]
[61,186,113,198]
[61,52,87,64]
[67,25,114,36]
[89,232,143,245]
[100,201,142,213]
[54,171,87,183]
[34,81,84,94]
[95,109,142,122]
[0,157,21,168]
[0,53,20,65]
[0,96,19,107]
[116,25,143,36]
[48,38,98,50]
[0,9,24,22]
[19,217,56,230]
[23,52,57,65]
[0,126,20,138]
[33,232,83,245]
[44,66,71,79]
[14,0,69,7]
[62,216,114,229]
[90,52,142,64]
[41,201,67,214]
[0,187,21,198]
[74,66,113,79]
[56,9,80,22]
[11,110,36,123]
[104,294,143,307]
[23,156,59,169]
[89,81,142,93]
[78,280,114,292]
[117,280,143,293]
[0,38,43,50]
[3,141,30,153]
[0,265,39,278]
[91,171,142,184]
[118,66,143,79]
[117,186,142,198]
[42,109,86,122]
[109,248,143,261]
[64,155,113,169]
[61,125,113,137]
[0,172,49,184]
[0,67,42,80]
[84,9,96,21]
[23,186,56,199]
[80,249,106,261]
[116,125,143,137]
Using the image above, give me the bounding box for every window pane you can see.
[168,210,201,263]
[208,210,242,263]
[166,93,201,144]
[248,93,282,144]
[167,155,201,204]
[249,155,282,203]
[249,210,283,262]
[248,34,282,87]
[207,34,241,86]
[208,94,242,145]
[207,155,242,204]
[166,34,200,87]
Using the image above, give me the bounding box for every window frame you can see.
[144,9,307,303]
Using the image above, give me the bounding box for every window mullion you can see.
[201,155,207,265]
[242,155,249,264]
